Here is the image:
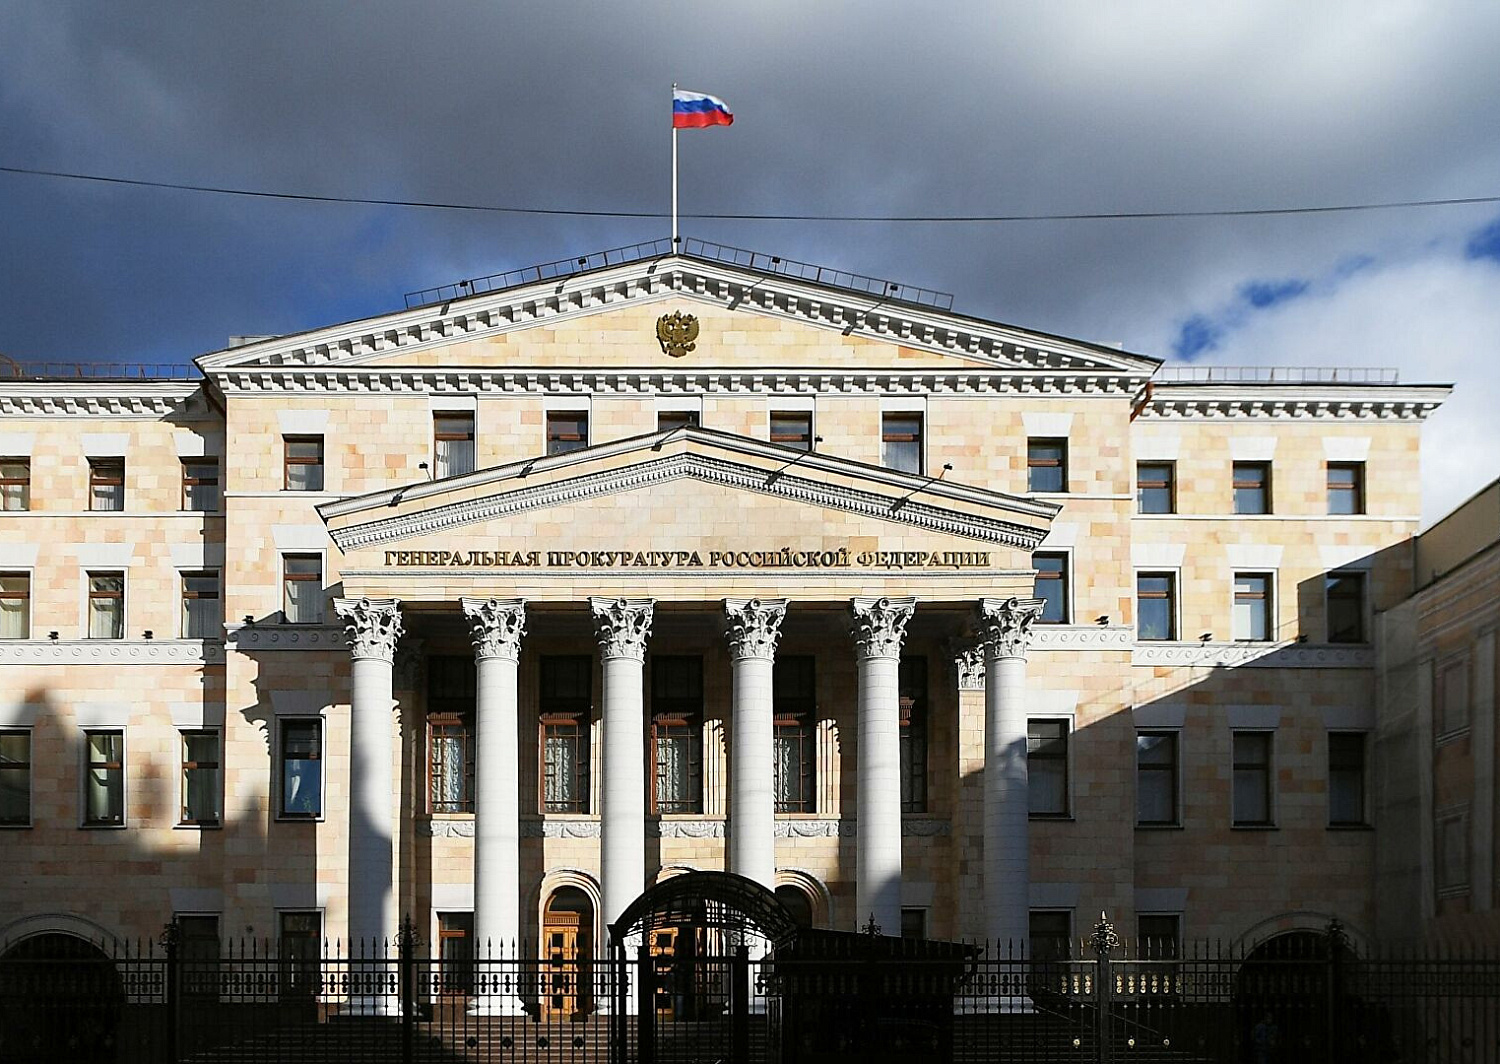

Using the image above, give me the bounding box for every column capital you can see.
[724,598,789,661]
[849,596,916,660]
[462,597,527,661]
[590,597,655,661]
[952,643,986,690]
[977,596,1045,661]
[335,597,404,662]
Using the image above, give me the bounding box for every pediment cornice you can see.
[1139,382,1451,421]
[197,255,1160,386]
[0,381,210,418]
[320,427,1057,553]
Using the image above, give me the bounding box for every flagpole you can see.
[671,82,679,245]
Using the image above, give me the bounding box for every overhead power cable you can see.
[4,163,1500,223]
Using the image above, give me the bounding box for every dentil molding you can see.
[1131,641,1374,669]
[0,639,224,666]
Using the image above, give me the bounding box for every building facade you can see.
[0,245,1454,976]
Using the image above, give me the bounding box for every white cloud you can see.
[1144,240,1500,525]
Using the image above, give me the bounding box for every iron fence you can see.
[1,919,1497,1063]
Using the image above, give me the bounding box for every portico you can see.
[319,425,1055,998]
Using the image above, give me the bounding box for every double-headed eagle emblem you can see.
[655,311,699,358]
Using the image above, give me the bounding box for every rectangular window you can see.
[0,459,30,511]
[1137,914,1181,960]
[283,436,324,492]
[1136,462,1175,514]
[1232,462,1270,515]
[652,656,703,814]
[657,410,700,432]
[773,656,816,813]
[181,570,220,639]
[433,413,476,478]
[1033,552,1069,624]
[1232,731,1273,827]
[1029,910,1073,960]
[900,909,927,940]
[89,458,125,511]
[1232,573,1273,642]
[176,913,221,999]
[181,459,219,512]
[278,911,322,999]
[0,572,30,639]
[282,554,323,624]
[1136,731,1179,826]
[84,729,124,825]
[1027,438,1068,493]
[546,411,588,455]
[881,413,923,474]
[438,912,474,994]
[1437,659,1470,737]
[181,730,222,826]
[1437,813,1469,895]
[770,411,813,451]
[1028,719,1069,817]
[428,656,476,814]
[1136,572,1176,641]
[1326,571,1366,644]
[1327,462,1365,515]
[280,720,322,818]
[0,730,31,826]
[540,655,592,814]
[87,571,125,639]
[900,657,928,814]
[1328,732,1367,827]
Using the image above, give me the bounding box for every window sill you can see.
[430,812,476,820]
[533,813,598,821]
[1136,823,1184,831]
[175,822,223,831]
[776,812,827,820]
[81,822,128,830]
[275,815,325,824]
[1230,824,1278,831]
[1029,814,1074,822]
[1327,823,1373,832]
[0,822,33,830]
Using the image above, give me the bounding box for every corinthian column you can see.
[977,596,1044,947]
[591,597,655,939]
[335,596,403,1013]
[462,597,526,1010]
[850,596,915,936]
[724,598,788,891]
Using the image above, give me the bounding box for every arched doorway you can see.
[0,932,125,1063]
[1234,930,1355,1061]
[542,886,595,1017]
[774,885,815,930]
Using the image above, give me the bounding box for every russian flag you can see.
[673,89,733,129]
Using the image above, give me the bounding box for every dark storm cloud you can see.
[3,2,1500,504]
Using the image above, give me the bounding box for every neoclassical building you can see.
[0,241,1455,985]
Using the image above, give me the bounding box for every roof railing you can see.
[0,356,199,381]
[404,236,955,312]
[1154,365,1399,384]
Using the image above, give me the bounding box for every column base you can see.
[338,995,403,1018]
[467,996,528,1017]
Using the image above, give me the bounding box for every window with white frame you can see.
[1436,810,1469,897]
[433,412,476,478]
[1231,731,1274,827]
[0,729,31,826]
[1136,730,1179,826]
[881,413,923,474]
[1326,571,1366,644]
[0,459,30,511]
[0,572,30,638]
[89,457,125,511]
[1436,657,1470,738]
[282,554,323,624]
[1136,572,1177,641]
[181,571,220,639]
[1027,719,1070,817]
[181,730,222,826]
[1327,732,1367,827]
[1033,552,1069,624]
[84,729,125,825]
[181,459,219,512]
[1232,572,1273,642]
[279,719,323,818]
[87,571,125,639]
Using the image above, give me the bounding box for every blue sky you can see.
[3,1,1500,519]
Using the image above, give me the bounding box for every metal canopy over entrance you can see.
[608,870,797,946]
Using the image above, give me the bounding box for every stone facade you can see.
[0,250,1456,960]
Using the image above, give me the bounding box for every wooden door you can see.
[542,912,594,1017]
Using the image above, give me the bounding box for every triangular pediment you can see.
[320,427,1057,575]
[198,251,1160,382]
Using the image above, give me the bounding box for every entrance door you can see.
[542,888,594,1017]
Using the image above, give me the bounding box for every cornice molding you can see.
[197,257,1158,379]
[1139,383,1450,422]
[1031,625,1137,651]
[0,383,211,419]
[210,366,1145,398]
[330,453,1048,553]
[417,817,950,839]
[1131,641,1374,669]
[225,625,347,652]
[0,639,224,665]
